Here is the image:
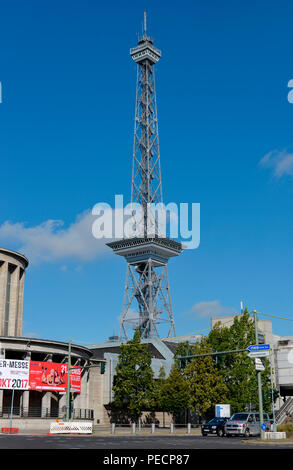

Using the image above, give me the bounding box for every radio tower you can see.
[107,12,182,341]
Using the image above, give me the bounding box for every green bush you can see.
[277,423,293,436]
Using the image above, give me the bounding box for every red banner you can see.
[29,361,81,393]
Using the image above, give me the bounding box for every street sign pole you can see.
[66,338,72,422]
[253,310,265,439]
[9,385,16,430]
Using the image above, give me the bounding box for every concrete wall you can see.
[277,345,293,392]
[0,418,54,432]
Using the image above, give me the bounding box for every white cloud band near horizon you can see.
[0,199,199,265]
[0,204,177,265]
[188,300,236,318]
[0,210,109,265]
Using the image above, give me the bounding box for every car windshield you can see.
[208,418,223,424]
[230,413,249,421]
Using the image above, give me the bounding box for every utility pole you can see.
[269,349,277,432]
[253,310,265,439]
[66,338,72,422]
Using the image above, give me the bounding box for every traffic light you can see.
[215,354,223,366]
[262,389,272,400]
[179,351,193,370]
[180,358,186,369]
[100,362,106,374]
[266,390,272,400]
[263,389,279,401]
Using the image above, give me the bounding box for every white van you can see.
[224,412,271,437]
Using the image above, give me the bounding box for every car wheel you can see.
[244,428,250,438]
[217,428,224,437]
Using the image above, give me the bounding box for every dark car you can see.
[201,417,229,437]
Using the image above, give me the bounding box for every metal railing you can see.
[108,422,199,435]
[0,406,94,420]
[275,397,293,424]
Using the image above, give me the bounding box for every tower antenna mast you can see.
[107,13,183,340]
[144,10,147,35]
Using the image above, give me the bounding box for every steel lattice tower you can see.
[107,13,182,340]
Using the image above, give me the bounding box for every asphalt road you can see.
[0,434,292,449]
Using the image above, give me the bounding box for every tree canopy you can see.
[112,329,154,422]
[112,311,275,423]
[184,336,228,417]
[207,310,272,413]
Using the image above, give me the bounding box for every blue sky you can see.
[1,0,293,344]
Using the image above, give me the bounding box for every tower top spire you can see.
[130,12,161,64]
[143,10,147,36]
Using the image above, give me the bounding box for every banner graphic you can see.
[0,360,30,390]
[0,360,81,393]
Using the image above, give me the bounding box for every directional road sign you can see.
[248,350,270,358]
[247,344,270,352]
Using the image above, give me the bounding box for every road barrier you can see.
[108,423,193,435]
[1,427,19,434]
[264,431,286,440]
[49,421,93,434]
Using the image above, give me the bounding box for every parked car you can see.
[224,412,271,437]
[201,417,229,437]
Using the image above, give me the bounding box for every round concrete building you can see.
[0,248,106,431]
[0,248,28,337]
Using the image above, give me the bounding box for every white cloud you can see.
[0,201,188,266]
[22,331,40,339]
[0,210,109,265]
[117,307,139,324]
[188,300,236,318]
[260,149,293,178]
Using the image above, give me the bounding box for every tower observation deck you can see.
[107,13,183,340]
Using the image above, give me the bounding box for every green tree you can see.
[184,337,228,418]
[208,310,272,413]
[173,341,194,371]
[159,365,190,419]
[112,329,154,422]
[152,365,166,411]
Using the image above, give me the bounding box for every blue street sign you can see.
[261,423,267,431]
[247,344,270,352]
